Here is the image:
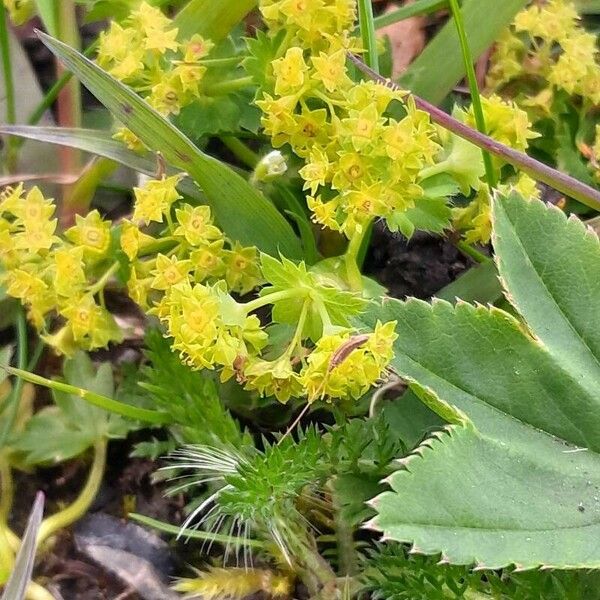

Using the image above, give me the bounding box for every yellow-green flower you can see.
[133,175,183,225]
[65,210,112,260]
[174,204,223,246]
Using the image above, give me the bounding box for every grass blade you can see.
[374,0,447,29]
[37,31,302,259]
[357,0,379,72]
[0,492,44,600]
[400,0,528,104]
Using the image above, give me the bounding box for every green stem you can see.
[200,56,243,67]
[56,0,83,225]
[0,5,17,172]
[87,260,120,297]
[2,366,169,425]
[448,0,496,188]
[0,310,27,447]
[344,226,369,291]
[68,158,119,218]
[220,136,259,169]
[26,583,56,600]
[205,76,253,96]
[37,440,106,545]
[357,0,379,73]
[0,453,13,525]
[456,240,489,264]
[331,482,357,577]
[129,513,266,548]
[243,288,303,313]
[373,0,448,29]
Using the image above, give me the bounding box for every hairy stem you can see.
[37,440,106,545]
[344,225,370,291]
[332,483,357,577]
[448,0,496,188]
[243,288,303,313]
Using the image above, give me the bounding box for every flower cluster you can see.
[153,249,396,403]
[255,0,439,239]
[0,185,122,354]
[97,1,214,149]
[3,0,34,24]
[488,0,599,107]
[300,320,397,402]
[123,174,263,311]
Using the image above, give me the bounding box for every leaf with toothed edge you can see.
[362,193,600,569]
[36,31,302,260]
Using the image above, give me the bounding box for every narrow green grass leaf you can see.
[400,0,528,104]
[374,0,447,29]
[0,125,207,202]
[174,0,257,42]
[357,0,379,72]
[37,32,302,259]
[1,493,44,600]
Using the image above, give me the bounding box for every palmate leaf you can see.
[364,193,600,569]
[37,32,302,260]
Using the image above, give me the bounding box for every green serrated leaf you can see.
[364,195,600,568]
[37,32,302,259]
[492,193,600,391]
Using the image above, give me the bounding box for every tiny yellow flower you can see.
[120,220,156,261]
[190,240,226,281]
[65,210,112,260]
[183,34,215,62]
[150,254,193,290]
[272,47,309,95]
[52,246,86,297]
[174,204,223,246]
[223,243,263,295]
[133,175,183,225]
[311,49,350,92]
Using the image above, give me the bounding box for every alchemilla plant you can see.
[0,0,599,598]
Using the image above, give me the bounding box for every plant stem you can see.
[26,583,56,600]
[37,440,106,545]
[68,158,119,218]
[331,483,356,577]
[344,226,369,291]
[448,0,496,188]
[243,288,302,313]
[373,0,448,29]
[357,0,379,73]
[87,260,120,297]
[0,5,17,172]
[56,0,83,226]
[220,136,259,169]
[129,513,266,548]
[205,76,253,96]
[2,366,169,425]
[0,453,13,525]
[456,240,489,263]
[0,310,27,447]
[347,54,600,211]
